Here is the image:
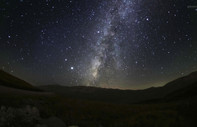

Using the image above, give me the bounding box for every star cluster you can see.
[0,0,197,89]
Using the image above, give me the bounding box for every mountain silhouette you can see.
[0,70,41,92]
[0,69,197,103]
[40,71,197,103]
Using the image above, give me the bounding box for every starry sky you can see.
[0,0,197,89]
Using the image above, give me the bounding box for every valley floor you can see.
[0,92,197,127]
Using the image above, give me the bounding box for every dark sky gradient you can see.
[0,0,197,89]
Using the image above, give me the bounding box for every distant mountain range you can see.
[0,69,197,104]
[40,71,197,103]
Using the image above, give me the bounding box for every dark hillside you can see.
[0,70,42,91]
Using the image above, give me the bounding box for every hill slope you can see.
[0,70,41,91]
[40,71,197,103]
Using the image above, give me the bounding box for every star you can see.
[0,0,195,89]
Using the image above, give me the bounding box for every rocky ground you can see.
[0,105,78,127]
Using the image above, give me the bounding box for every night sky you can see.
[0,0,197,89]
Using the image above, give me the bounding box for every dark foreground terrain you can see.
[0,70,197,127]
